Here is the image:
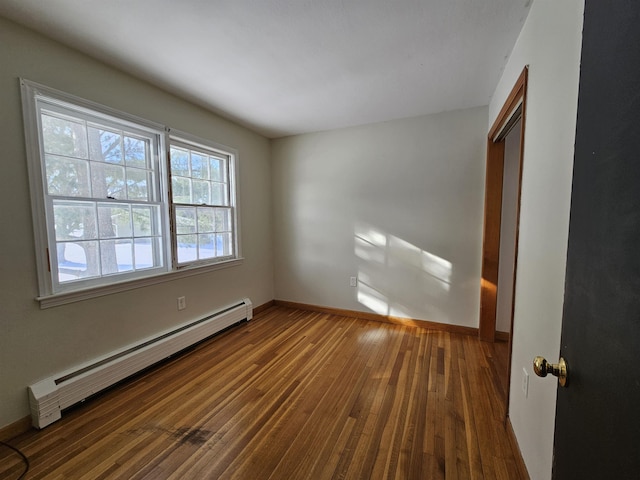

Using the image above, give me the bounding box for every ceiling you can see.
[0,0,531,138]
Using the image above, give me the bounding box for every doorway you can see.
[479,67,528,408]
[496,116,521,339]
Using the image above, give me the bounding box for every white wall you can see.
[0,17,274,429]
[272,107,487,327]
[488,1,584,479]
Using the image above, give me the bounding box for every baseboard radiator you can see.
[28,298,253,429]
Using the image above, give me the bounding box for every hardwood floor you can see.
[0,306,525,479]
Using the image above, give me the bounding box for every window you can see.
[169,140,235,265]
[37,100,166,289]
[21,80,240,305]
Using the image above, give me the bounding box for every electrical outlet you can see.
[522,367,529,398]
[350,276,357,287]
[177,296,186,311]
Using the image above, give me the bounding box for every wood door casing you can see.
[480,67,528,343]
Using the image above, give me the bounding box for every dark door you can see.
[552,1,640,478]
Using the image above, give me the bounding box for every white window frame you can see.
[21,79,242,308]
[168,131,240,269]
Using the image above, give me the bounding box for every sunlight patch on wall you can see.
[386,235,452,292]
[421,250,452,284]
[354,222,454,320]
[354,235,386,264]
[356,226,388,249]
[357,281,389,316]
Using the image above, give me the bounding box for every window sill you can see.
[36,257,244,309]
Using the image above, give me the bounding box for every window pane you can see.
[209,157,225,182]
[172,177,191,203]
[126,168,150,201]
[217,232,232,257]
[124,137,148,168]
[132,206,154,237]
[191,152,208,179]
[45,155,91,197]
[199,234,215,259]
[41,114,88,159]
[101,239,133,274]
[88,127,122,164]
[170,147,189,176]
[57,240,100,282]
[134,238,156,269]
[215,208,231,232]
[177,234,197,263]
[91,163,126,198]
[175,207,196,234]
[98,204,130,239]
[192,180,210,205]
[211,182,227,206]
[53,201,97,240]
[197,207,215,233]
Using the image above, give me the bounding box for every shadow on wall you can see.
[354,222,453,323]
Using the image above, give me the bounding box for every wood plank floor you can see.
[0,306,524,479]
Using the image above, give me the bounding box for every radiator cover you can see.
[28,298,252,429]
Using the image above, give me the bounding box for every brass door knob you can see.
[533,356,568,387]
